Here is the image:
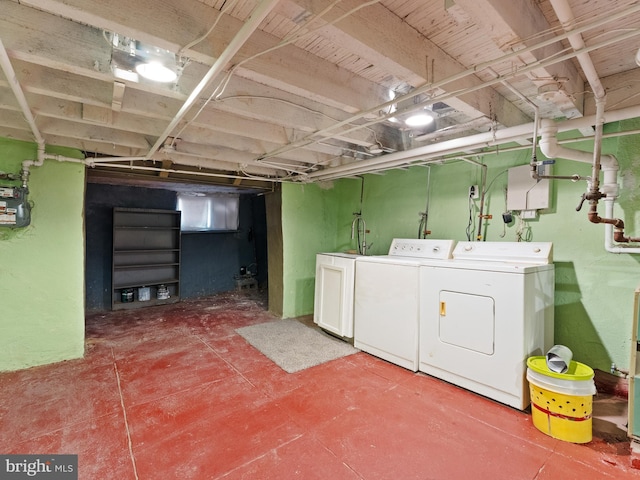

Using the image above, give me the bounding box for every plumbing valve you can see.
[576,190,606,211]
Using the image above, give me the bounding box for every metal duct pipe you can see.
[145,0,280,160]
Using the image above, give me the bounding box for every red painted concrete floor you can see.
[1,291,637,479]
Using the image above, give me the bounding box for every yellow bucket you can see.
[526,356,597,444]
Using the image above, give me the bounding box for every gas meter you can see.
[0,186,31,227]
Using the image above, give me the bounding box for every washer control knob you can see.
[464,245,473,251]
[432,246,440,252]
[534,248,541,253]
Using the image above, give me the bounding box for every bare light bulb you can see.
[136,62,177,83]
[405,112,434,127]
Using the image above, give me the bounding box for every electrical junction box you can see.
[506,164,551,213]
[0,186,31,227]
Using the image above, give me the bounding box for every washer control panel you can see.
[388,238,455,259]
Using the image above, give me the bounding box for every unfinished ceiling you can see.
[2,0,640,191]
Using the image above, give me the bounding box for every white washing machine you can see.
[354,238,456,371]
[419,241,555,410]
[314,252,361,338]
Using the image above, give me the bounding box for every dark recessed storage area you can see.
[85,182,267,312]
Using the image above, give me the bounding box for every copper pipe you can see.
[580,98,640,243]
[585,203,640,244]
[588,203,623,228]
[613,226,640,243]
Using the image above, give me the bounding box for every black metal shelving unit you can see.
[112,208,181,310]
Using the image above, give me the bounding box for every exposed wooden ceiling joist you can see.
[0,0,639,189]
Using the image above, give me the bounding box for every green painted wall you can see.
[280,180,360,318]
[0,138,85,371]
[281,120,640,372]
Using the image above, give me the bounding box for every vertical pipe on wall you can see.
[549,0,640,248]
[418,166,431,239]
[459,157,487,241]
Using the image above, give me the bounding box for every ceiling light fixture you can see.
[135,45,178,83]
[109,32,179,84]
[366,144,384,154]
[136,61,177,83]
[404,112,435,127]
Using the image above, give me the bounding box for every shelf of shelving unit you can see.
[112,208,181,311]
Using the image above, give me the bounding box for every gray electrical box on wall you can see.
[0,186,31,227]
[506,164,551,213]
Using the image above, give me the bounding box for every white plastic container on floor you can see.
[527,356,596,444]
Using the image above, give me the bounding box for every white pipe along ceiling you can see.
[2,1,640,250]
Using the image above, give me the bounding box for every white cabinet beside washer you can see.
[313,253,360,338]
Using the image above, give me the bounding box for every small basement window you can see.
[177,193,239,232]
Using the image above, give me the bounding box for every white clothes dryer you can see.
[418,241,555,410]
[354,238,456,371]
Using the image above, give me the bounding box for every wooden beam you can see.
[112,82,125,112]
[36,117,151,149]
[14,0,389,113]
[586,69,640,115]
[454,0,583,118]
[159,159,172,178]
[282,0,531,127]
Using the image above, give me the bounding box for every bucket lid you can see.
[527,356,594,381]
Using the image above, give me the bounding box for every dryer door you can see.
[419,264,534,409]
[439,290,494,355]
